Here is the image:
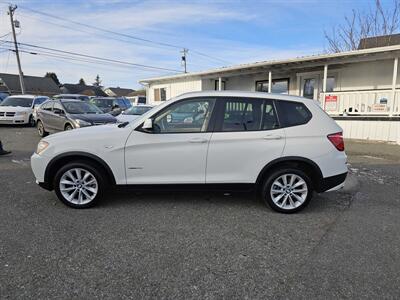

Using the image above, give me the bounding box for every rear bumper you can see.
[318,172,348,193]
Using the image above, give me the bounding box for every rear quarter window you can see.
[276,100,312,127]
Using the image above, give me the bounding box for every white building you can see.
[140,43,400,144]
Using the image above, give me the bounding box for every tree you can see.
[78,78,86,85]
[44,72,61,86]
[324,0,400,52]
[93,74,102,87]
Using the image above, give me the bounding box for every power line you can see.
[17,4,230,65]
[0,40,183,73]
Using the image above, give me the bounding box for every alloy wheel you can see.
[59,168,98,205]
[270,173,308,210]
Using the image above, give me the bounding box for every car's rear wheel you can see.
[262,168,313,213]
[37,120,48,137]
[54,161,105,208]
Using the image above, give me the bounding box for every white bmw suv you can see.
[31,91,347,213]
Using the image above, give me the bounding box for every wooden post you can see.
[268,71,272,93]
[390,57,398,117]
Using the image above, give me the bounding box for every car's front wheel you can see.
[65,124,73,131]
[54,161,105,208]
[37,120,48,137]
[28,115,35,127]
[262,168,313,213]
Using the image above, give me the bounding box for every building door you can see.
[301,75,320,101]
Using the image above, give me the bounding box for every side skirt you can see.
[115,183,256,193]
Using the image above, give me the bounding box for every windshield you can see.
[63,101,103,114]
[125,106,153,115]
[90,99,114,108]
[0,97,33,107]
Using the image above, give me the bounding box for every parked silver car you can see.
[36,99,117,137]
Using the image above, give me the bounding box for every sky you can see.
[0,0,391,89]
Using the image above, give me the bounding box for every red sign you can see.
[325,95,338,111]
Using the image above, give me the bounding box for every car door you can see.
[206,97,286,183]
[124,97,216,184]
[39,101,55,131]
[52,102,67,131]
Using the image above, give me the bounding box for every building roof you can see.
[0,73,61,96]
[126,89,146,97]
[105,87,136,97]
[358,34,400,49]
[140,44,400,84]
[61,84,107,96]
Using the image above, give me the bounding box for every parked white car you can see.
[31,91,347,213]
[0,95,48,126]
[116,105,154,123]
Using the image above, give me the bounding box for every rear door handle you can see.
[263,134,283,140]
[188,138,208,143]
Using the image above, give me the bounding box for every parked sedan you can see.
[90,97,131,116]
[116,105,154,122]
[0,95,48,126]
[36,99,117,137]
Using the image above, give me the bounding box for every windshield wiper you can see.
[118,121,129,128]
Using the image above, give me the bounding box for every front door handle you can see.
[263,134,283,140]
[188,138,208,143]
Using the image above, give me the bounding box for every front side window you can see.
[151,98,215,133]
[53,102,65,114]
[41,101,54,111]
[220,98,279,132]
[276,100,312,127]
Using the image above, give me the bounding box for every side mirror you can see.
[112,104,120,110]
[142,119,153,130]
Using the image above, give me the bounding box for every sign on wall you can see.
[325,95,338,111]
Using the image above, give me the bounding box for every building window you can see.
[256,78,289,94]
[326,77,335,92]
[214,80,226,91]
[154,87,167,101]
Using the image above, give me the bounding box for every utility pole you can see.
[181,48,188,73]
[8,5,25,94]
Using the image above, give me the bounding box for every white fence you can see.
[321,90,400,116]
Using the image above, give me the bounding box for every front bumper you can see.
[0,115,29,124]
[31,152,52,190]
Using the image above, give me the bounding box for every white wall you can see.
[338,59,400,91]
[336,119,400,144]
[147,77,202,104]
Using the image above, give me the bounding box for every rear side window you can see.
[219,98,279,132]
[276,100,312,127]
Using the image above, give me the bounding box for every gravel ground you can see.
[0,126,399,299]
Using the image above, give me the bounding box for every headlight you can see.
[74,119,91,127]
[16,111,28,115]
[36,141,49,155]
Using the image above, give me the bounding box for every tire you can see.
[65,124,73,131]
[28,115,35,127]
[54,161,105,208]
[37,120,48,137]
[261,168,313,213]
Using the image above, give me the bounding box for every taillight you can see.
[327,132,344,151]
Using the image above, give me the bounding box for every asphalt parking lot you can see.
[1,126,400,299]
